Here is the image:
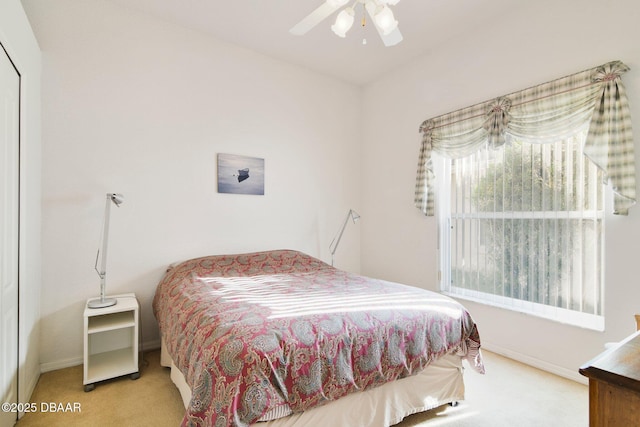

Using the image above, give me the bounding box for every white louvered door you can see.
[0,43,20,427]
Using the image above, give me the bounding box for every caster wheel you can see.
[449,401,459,407]
[84,384,95,392]
[130,372,140,380]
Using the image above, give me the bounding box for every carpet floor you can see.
[15,350,588,426]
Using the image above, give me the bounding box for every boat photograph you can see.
[217,153,265,195]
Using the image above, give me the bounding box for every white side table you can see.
[83,293,140,392]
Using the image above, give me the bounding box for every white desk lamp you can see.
[329,209,360,266]
[88,193,124,309]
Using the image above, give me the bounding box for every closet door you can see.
[0,44,20,427]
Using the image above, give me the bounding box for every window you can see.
[437,128,605,329]
[414,61,636,331]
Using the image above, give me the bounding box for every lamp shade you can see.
[331,8,355,37]
[374,5,398,35]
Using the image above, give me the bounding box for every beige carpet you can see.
[398,351,588,426]
[16,350,184,427]
[16,350,588,426]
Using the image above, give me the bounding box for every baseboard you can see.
[39,338,162,373]
[140,338,161,353]
[40,356,83,373]
[482,342,588,385]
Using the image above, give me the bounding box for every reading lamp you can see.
[329,209,360,266]
[88,193,124,309]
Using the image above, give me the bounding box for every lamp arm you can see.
[94,194,112,298]
[88,193,122,309]
[329,210,352,257]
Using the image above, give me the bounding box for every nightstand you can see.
[83,293,140,392]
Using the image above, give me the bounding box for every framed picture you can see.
[217,153,265,195]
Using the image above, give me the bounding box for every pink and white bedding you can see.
[153,250,484,427]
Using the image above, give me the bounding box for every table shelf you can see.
[88,311,136,334]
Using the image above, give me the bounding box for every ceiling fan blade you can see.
[290,2,340,36]
[364,1,403,47]
[379,27,403,47]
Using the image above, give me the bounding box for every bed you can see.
[153,250,484,427]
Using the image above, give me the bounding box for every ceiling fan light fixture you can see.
[290,0,402,47]
[373,5,398,35]
[331,8,355,38]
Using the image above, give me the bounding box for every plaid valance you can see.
[415,60,636,216]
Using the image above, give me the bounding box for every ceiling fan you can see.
[290,0,403,47]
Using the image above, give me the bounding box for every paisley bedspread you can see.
[153,250,484,427]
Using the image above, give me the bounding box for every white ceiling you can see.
[105,0,520,86]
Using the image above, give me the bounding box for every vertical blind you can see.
[444,130,604,324]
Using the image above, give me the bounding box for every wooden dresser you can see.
[579,330,640,426]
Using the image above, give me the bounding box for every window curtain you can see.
[414,60,636,216]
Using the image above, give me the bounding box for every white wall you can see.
[362,0,640,381]
[0,0,42,408]
[22,0,362,370]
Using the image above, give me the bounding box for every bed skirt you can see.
[161,338,465,427]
